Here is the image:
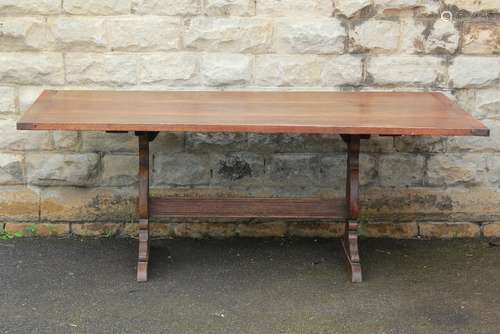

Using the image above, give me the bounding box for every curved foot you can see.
[341,227,363,283]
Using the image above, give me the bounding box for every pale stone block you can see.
[64,0,131,15]
[184,17,273,53]
[65,53,137,86]
[18,86,44,113]
[443,0,500,13]
[101,154,138,186]
[400,19,459,54]
[138,53,198,85]
[475,89,500,119]
[419,222,480,239]
[462,23,500,55]
[0,86,16,113]
[448,56,500,88]
[49,17,106,51]
[255,55,325,86]
[427,154,487,186]
[0,186,39,221]
[41,187,135,222]
[378,154,425,186]
[0,0,60,15]
[26,153,99,186]
[446,120,499,153]
[132,0,201,15]
[153,153,211,186]
[257,0,333,17]
[350,19,400,52]
[52,131,79,149]
[374,0,439,14]
[276,18,346,54]
[0,117,52,151]
[0,17,52,51]
[205,0,255,16]
[368,55,444,86]
[81,131,137,153]
[107,16,181,51]
[0,153,23,185]
[321,55,363,86]
[335,0,371,17]
[486,155,500,186]
[483,223,500,238]
[201,53,252,86]
[0,53,64,85]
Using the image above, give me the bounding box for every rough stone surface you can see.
[321,55,363,86]
[257,0,333,17]
[0,153,24,185]
[419,222,481,238]
[153,153,210,186]
[276,19,346,54]
[201,53,252,86]
[401,19,459,54]
[26,153,100,186]
[368,55,444,86]
[0,17,52,52]
[462,23,500,55]
[443,0,500,13]
[359,222,419,239]
[63,0,131,15]
[81,131,137,153]
[0,186,39,221]
[138,53,198,85]
[205,0,255,16]
[101,154,138,186]
[237,223,288,237]
[0,53,64,85]
[350,20,400,53]
[184,17,273,53]
[335,0,371,17]
[0,117,52,151]
[448,56,500,88]
[426,154,486,186]
[483,222,500,238]
[72,223,122,237]
[255,55,324,86]
[378,154,425,186]
[0,87,16,113]
[132,0,201,15]
[50,17,107,51]
[4,223,69,237]
[0,0,60,15]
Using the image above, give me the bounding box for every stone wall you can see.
[0,0,499,239]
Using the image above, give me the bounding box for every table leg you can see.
[341,135,363,283]
[135,131,157,282]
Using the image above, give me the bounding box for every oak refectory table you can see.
[17,90,489,283]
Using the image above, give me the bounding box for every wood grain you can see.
[17,90,489,136]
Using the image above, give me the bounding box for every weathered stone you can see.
[50,17,106,51]
[0,17,52,51]
[394,136,447,153]
[257,0,333,17]
[374,0,439,14]
[201,53,252,86]
[448,56,500,88]
[266,153,321,190]
[421,19,459,54]
[81,131,137,153]
[486,155,500,186]
[321,55,363,86]
[462,23,500,55]
[255,55,324,86]
[483,222,500,238]
[107,17,181,51]
[0,186,39,221]
[153,153,210,186]
[150,132,185,154]
[288,223,343,238]
[26,153,99,186]
[426,154,486,186]
[40,187,135,222]
[18,86,44,113]
[335,0,371,17]
[446,120,499,152]
[368,55,444,86]
[186,132,247,152]
[205,0,255,16]
[210,152,265,186]
[5,223,69,237]
[72,223,122,237]
[276,18,346,54]
[419,222,481,238]
[64,0,131,15]
[0,53,64,85]
[0,154,24,185]
[52,131,79,150]
[247,133,345,153]
[65,53,137,86]
[132,0,201,15]
[101,154,138,186]
[0,87,16,113]
[350,20,400,52]
[0,0,60,15]
[359,222,418,239]
[443,0,500,13]
[378,154,425,186]
[361,135,395,153]
[184,17,273,53]
[237,223,288,237]
[173,223,237,238]
[475,89,500,120]
[137,53,198,85]
[0,117,52,151]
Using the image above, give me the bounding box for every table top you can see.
[17,90,489,136]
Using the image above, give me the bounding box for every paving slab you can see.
[0,237,499,334]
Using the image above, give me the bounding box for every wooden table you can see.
[17,90,489,283]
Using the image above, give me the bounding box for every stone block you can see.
[137,53,198,85]
[446,120,499,153]
[63,0,131,15]
[255,55,324,86]
[0,153,24,185]
[210,152,265,187]
[201,53,252,86]
[184,17,273,53]
[374,0,439,14]
[26,153,99,186]
[288,223,343,238]
[4,223,69,237]
[350,20,400,53]
[0,86,16,113]
[475,89,500,119]
[52,131,79,150]
[335,0,371,17]
[81,131,137,153]
[72,223,122,237]
[0,0,60,15]
[185,132,247,152]
[394,136,447,153]
[132,0,201,15]
[0,117,52,151]
[401,19,459,54]
[378,154,425,186]
[49,17,106,51]
[0,17,52,51]
[462,23,500,55]
[483,223,500,238]
[419,222,481,238]
[359,222,418,239]
[0,53,64,85]
[321,55,363,86]
[426,154,486,186]
[237,223,288,237]
[449,56,500,88]
[101,154,138,186]
[257,0,333,17]
[276,18,346,54]
[0,186,39,221]
[205,0,255,16]
[443,0,500,13]
[153,153,211,186]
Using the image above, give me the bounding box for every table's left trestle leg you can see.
[135,131,157,282]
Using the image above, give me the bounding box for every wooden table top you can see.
[17,90,489,136]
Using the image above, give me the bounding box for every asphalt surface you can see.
[0,237,499,334]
